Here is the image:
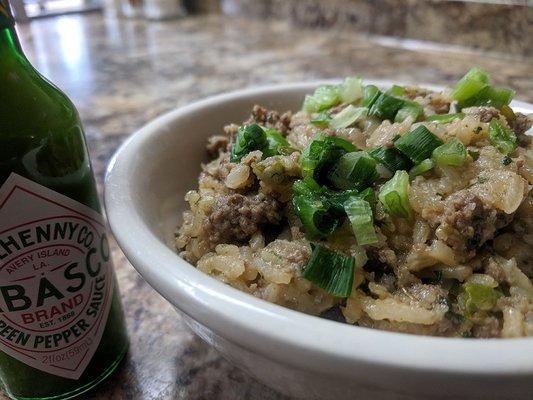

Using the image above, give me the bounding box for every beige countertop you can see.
[6,11,532,399]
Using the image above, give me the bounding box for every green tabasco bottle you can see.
[0,1,128,398]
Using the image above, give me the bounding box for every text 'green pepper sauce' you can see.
[0,1,128,398]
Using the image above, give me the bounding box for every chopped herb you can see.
[488,118,517,155]
[303,85,341,113]
[432,137,467,167]
[502,156,512,166]
[344,197,378,246]
[368,146,413,173]
[328,151,378,191]
[409,158,434,178]
[303,245,355,298]
[393,125,444,165]
[378,170,412,218]
[329,105,368,130]
[339,76,363,104]
[230,124,268,162]
[310,112,331,128]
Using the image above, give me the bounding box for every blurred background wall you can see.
[9,0,532,57]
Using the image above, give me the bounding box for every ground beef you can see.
[247,105,292,134]
[439,192,512,255]
[509,112,532,147]
[206,135,229,157]
[463,106,502,123]
[509,112,532,135]
[206,193,282,243]
[404,86,451,114]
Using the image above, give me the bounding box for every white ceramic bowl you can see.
[105,81,533,400]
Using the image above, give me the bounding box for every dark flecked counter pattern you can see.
[5,12,532,400]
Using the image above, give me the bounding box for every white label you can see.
[0,173,114,379]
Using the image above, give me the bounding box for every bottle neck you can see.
[0,0,24,58]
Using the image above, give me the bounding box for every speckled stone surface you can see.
[222,0,533,57]
[4,12,532,399]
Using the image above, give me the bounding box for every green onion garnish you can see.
[386,85,406,97]
[458,85,515,110]
[344,197,378,246]
[393,125,444,165]
[460,283,501,315]
[326,187,375,214]
[452,68,515,110]
[488,118,517,155]
[408,158,434,178]
[262,128,292,158]
[369,92,406,121]
[432,137,467,167]
[451,67,490,103]
[293,177,323,197]
[326,136,359,152]
[293,195,341,239]
[300,136,358,184]
[378,170,412,218]
[310,112,331,128]
[368,146,413,173]
[362,85,381,108]
[230,124,268,163]
[303,85,341,113]
[427,113,465,123]
[302,245,355,298]
[328,151,378,191]
[395,101,424,123]
[339,76,363,104]
[329,105,368,130]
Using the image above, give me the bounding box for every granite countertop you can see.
[8,12,533,400]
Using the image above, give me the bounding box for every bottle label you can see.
[0,173,114,380]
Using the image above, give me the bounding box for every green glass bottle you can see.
[0,1,128,399]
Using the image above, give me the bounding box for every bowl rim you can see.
[105,80,533,378]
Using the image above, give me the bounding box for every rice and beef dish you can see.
[176,68,533,338]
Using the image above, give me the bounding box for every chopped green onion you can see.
[378,170,412,218]
[326,187,375,214]
[409,158,434,178]
[300,136,356,184]
[310,112,331,128]
[340,76,363,104]
[369,92,405,121]
[262,128,292,158]
[427,113,465,123]
[329,105,368,130]
[489,118,517,155]
[356,187,377,209]
[303,85,341,113]
[394,125,444,165]
[386,85,405,97]
[395,101,424,123]
[458,85,515,110]
[460,283,501,315]
[451,67,490,103]
[326,136,359,152]
[368,146,413,173]
[303,245,355,298]
[293,195,341,239]
[230,124,268,163]
[293,177,323,197]
[344,197,378,246]
[432,137,467,167]
[362,85,381,108]
[328,151,378,191]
